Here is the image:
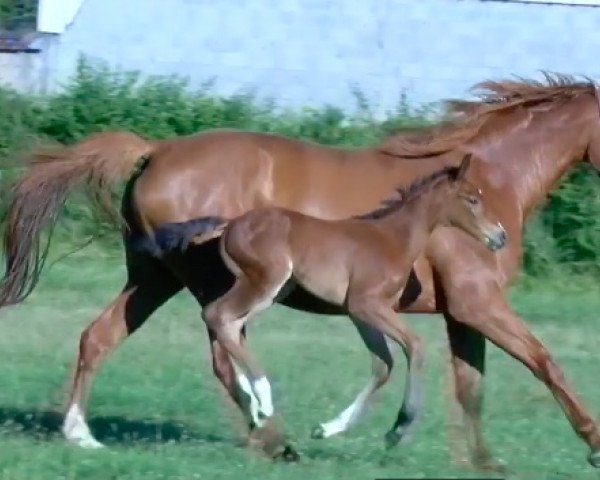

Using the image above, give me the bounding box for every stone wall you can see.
[7,0,600,112]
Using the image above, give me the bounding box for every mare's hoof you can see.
[588,450,600,468]
[384,430,402,450]
[310,425,325,439]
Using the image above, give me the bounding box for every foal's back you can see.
[222,207,403,306]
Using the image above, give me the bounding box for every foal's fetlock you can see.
[310,424,326,439]
[248,399,273,429]
[253,410,272,428]
[384,429,403,449]
[252,377,274,425]
[383,421,417,450]
[588,449,600,468]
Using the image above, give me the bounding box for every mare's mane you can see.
[380,73,597,158]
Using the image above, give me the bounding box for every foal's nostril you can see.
[485,226,507,251]
[495,230,507,248]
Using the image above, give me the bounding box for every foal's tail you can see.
[134,216,228,257]
[0,131,157,307]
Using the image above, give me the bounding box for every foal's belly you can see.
[290,268,349,307]
[279,263,438,316]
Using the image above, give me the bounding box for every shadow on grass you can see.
[0,406,228,445]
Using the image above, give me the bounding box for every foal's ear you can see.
[451,154,472,182]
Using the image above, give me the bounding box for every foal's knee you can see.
[347,298,374,321]
[374,362,392,389]
[202,303,226,331]
[409,335,425,365]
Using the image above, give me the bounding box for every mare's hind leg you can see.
[347,298,425,448]
[63,251,182,448]
[443,314,501,471]
[311,321,393,439]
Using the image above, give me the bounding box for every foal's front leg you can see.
[347,297,425,447]
[311,320,393,439]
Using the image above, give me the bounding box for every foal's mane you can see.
[380,73,597,158]
[356,165,459,220]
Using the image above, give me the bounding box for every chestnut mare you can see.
[2,75,600,468]
[196,155,506,454]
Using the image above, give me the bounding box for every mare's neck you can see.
[474,100,594,219]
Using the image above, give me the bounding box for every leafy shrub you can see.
[1,58,599,277]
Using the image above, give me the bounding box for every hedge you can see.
[1,59,598,277]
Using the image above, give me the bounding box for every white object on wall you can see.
[37,0,85,34]
[483,0,600,6]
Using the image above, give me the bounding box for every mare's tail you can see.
[0,131,156,306]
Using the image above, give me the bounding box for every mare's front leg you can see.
[438,262,600,469]
[311,320,394,439]
[443,313,502,471]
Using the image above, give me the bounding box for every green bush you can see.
[0,0,36,31]
[1,58,599,277]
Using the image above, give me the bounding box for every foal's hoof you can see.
[384,430,402,450]
[246,417,298,461]
[310,425,325,439]
[472,453,507,474]
[273,444,300,463]
[588,450,600,468]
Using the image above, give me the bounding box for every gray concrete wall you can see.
[7,0,600,113]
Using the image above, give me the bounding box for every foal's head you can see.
[439,154,507,251]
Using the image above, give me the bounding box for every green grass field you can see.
[0,246,598,480]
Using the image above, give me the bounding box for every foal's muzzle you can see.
[485,223,507,251]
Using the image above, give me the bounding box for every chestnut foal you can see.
[199,155,507,444]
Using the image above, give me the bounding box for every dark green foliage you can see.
[0,58,599,276]
[0,0,36,31]
[540,165,600,274]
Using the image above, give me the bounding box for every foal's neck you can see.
[374,182,449,253]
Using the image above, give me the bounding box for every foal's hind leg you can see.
[202,273,289,428]
[63,253,182,448]
[311,321,393,439]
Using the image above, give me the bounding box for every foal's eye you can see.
[466,196,479,205]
